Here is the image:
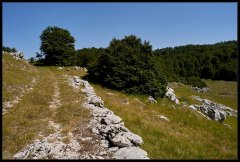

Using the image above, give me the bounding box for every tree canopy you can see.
[3,46,17,53]
[88,35,167,99]
[153,40,237,86]
[34,26,237,98]
[39,26,76,66]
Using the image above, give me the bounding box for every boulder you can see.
[148,96,157,104]
[165,86,179,105]
[206,108,226,122]
[192,87,209,93]
[189,105,197,111]
[110,134,133,147]
[113,147,149,159]
[110,132,143,147]
[73,76,81,83]
[103,114,122,125]
[88,96,104,108]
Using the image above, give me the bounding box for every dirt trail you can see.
[13,70,112,159]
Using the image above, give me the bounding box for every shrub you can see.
[185,76,207,88]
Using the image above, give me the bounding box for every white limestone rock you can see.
[113,147,149,159]
[157,115,170,122]
[189,105,197,111]
[148,96,157,104]
[110,132,143,147]
[165,86,179,105]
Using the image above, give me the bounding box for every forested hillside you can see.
[153,41,237,84]
[31,26,237,99]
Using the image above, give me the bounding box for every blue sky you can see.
[3,3,237,59]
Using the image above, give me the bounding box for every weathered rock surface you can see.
[68,76,149,159]
[165,86,179,105]
[113,147,149,159]
[110,132,143,147]
[72,66,87,71]
[14,122,81,159]
[192,87,209,93]
[191,96,237,122]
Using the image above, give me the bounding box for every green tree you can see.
[75,47,104,68]
[28,57,35,64]
[40,26,76,66]
[88,35,167,98]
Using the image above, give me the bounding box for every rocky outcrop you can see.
[57,66,87,71]
[73,66,87,71]
[190,96,237,122]
[165,86,179,105]
[3,51,24,60]
[14,121,81,159]
[69,76,149,159]
[192,87,209,93]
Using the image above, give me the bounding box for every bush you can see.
[88,35,167,99]
[185,76,207,88]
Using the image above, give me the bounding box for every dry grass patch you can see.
[50,68,91,139]
[3,53,39,103]
[2,67,55,159]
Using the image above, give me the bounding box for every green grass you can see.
[2,64,90,159]
[3,53,39,103]
[2,67,55,159]
[91,82,237,159]
[2,54,237,159]
[48,67,91,137]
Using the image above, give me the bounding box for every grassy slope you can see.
[2,56,90,159]
[2,54,237,159]
[2,53,39,103]
[91,79,237,159]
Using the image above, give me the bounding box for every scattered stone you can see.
[72,66,87,71]
[4,51,25,60]
[148,96,157,104]
[107,92,115,96]
[171,105,176,109]
[80,137,93,141]
[189,105,197,111]
[157,115,170,122]
[122,99,129,105]
[223,123,232,129]
[192,87,209,93]
[165,86,179,105]
[3,77,38,115]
